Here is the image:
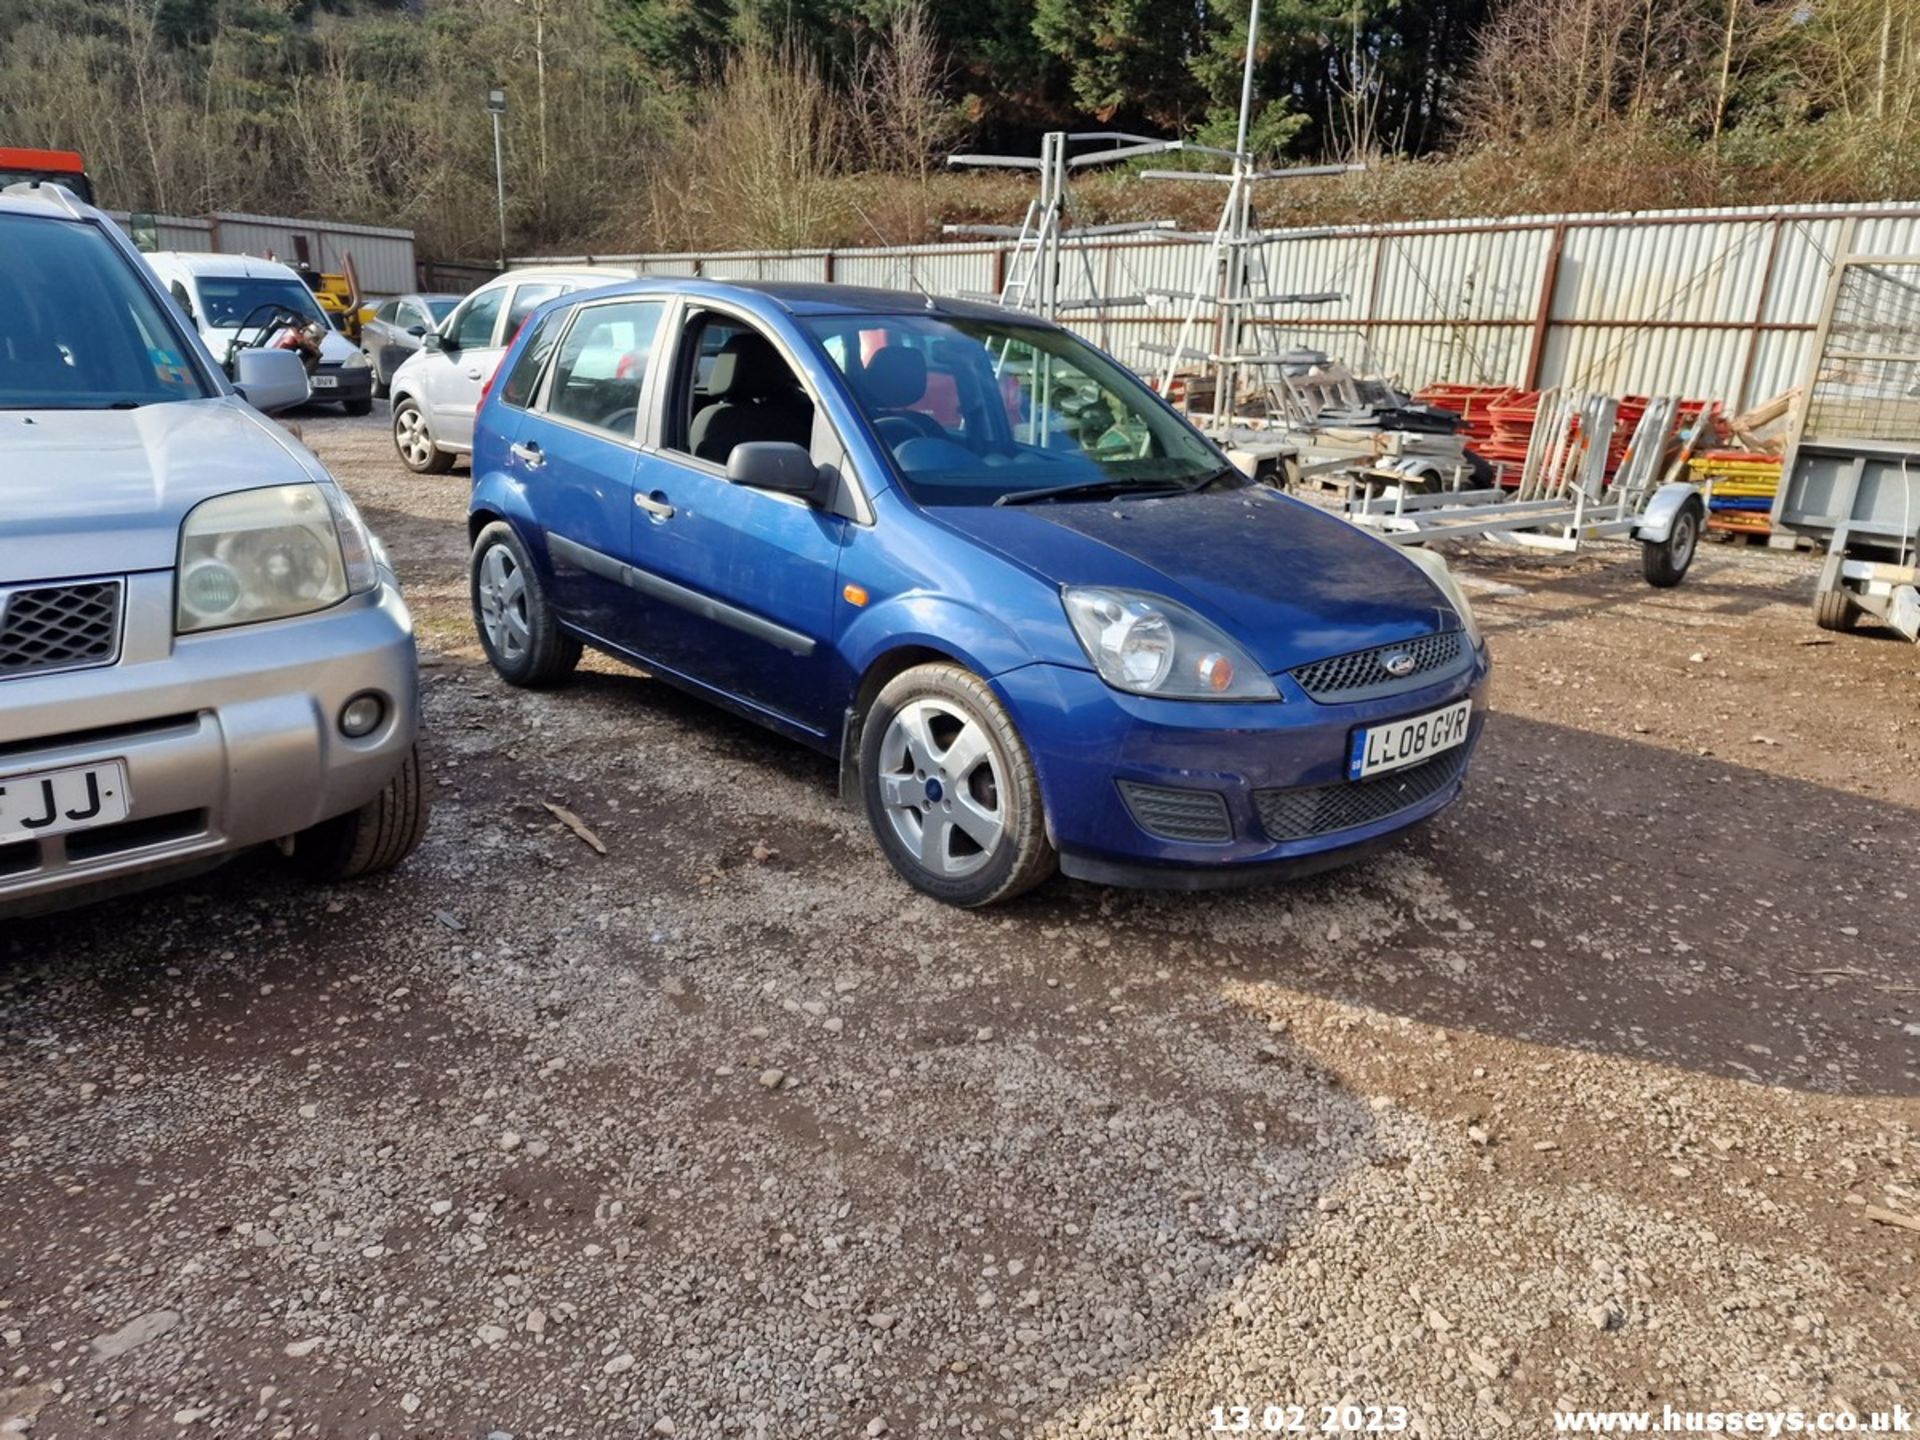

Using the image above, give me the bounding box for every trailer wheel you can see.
[1641,499,1703,588]
[1813,588,1860,632]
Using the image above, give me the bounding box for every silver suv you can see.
[0,184,425,918]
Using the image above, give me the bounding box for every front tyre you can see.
[470,520,581,687]
[287,744,429,881]
[860,663,1055,907]
[393,396,453,474]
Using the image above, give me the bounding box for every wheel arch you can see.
[836,642,970,802]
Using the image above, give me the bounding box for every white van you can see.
[387,264,636,472]
[144,251,374,415]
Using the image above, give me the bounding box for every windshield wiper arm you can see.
[994,476,1194,507]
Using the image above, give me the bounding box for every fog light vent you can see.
[1116,781,1233,843]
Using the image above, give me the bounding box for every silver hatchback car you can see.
[0,184,425,918]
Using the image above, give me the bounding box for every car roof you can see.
[0,184,98,222]
[546,276,1053,326]
[485,264,642,286]
[144,251,308,280]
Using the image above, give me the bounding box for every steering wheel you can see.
[873,415,928,450]
[881,409,945,440]
[597,406,639,436]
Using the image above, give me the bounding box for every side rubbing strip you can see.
[543,530,816,658]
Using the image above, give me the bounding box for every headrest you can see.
[708,332,790,401]
[859,347,927,410]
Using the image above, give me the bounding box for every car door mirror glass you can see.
[726,441,832,507]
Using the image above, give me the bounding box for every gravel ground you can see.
[2,405,1915,1440]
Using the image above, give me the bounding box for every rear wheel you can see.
[393,397,452,474]
[1642,498,1702,588]
[859,662,1054,907]
[1813,587,1860,632]
[471,520,581,687]
[287,744,429,881]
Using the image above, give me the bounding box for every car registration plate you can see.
[310,374,339,389]
[0,762,131,844]
[1348,700,1471,781]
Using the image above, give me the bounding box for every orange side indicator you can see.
[843,584,869,607]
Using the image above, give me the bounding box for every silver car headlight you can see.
[176,482,375,634]
[1398,545,1482,648]
[1062,586,1278,700]
[340,349,371,369]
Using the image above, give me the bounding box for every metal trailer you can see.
[1770,246,1920,640]
[1342,392,1711,588]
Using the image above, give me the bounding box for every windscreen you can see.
[0,213,210,409]
[427,297,458,321]
[804,313,1222,506]
[194,276,328,329]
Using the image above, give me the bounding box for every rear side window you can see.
[506,283,566,340]
[543,299,666,439]
[500,307,565,410]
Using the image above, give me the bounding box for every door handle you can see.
[634,492,674,520]
[465,367,484,380]
[510,441,545,469]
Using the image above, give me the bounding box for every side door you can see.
[625,303,856,741]
[511,296,671,655]
[424,282,506,451]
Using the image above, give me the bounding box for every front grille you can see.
[1290,630,1465,702]
[1255,746,1468,843]
[1117,781,1233,843]
[0,581,123,679]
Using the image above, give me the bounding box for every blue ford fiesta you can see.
[464,280,1490,906]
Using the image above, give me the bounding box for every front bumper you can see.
[0,571,417,916]
[995,644,1491,889]
[310,363,373,407]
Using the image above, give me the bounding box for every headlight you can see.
[176,482,374,633]
[1398,545,1482,647]
[1062,586,1278,700]
[340,350,370,369]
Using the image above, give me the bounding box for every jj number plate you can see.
[1348,700,1471,780]
[0,762,132,843]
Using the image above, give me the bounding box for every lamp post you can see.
[487,86,508,271]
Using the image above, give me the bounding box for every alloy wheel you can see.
[876,699,1005,879]
[477,542,530,662]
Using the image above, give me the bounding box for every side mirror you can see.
[406,324,427,338]
[422,331,447,353]
[726,441,833,507]
[231,347,311,414]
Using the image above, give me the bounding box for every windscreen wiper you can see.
[994,476,1196,507]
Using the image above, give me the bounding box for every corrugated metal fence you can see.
[109,210,418,296]
[523,200,1920,411]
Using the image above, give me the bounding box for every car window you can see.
[192,275,327,330]
[670,312,815,466]
[0,214,211,409]
[374,300,399,324]
[393,301,420,328]
[427,297,458,322]
[501,306,567,411]
[505,283,566,343]
[449,286,506,349]
[544,299,666,438]
[804,313,1220,507]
